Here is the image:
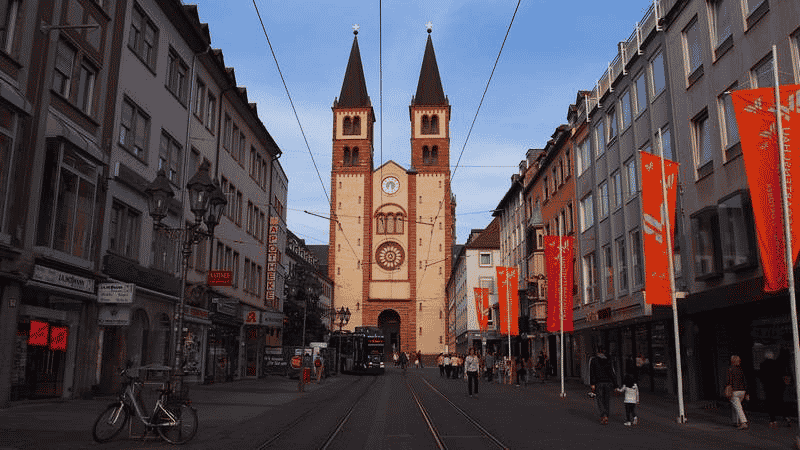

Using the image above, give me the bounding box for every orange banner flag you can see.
[640,151,679,305]
[473,287,489,331]
[496,266,519,336]
[731,86,800,292]
[544,236,574,332]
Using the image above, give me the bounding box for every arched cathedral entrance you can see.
[377,309,401,358]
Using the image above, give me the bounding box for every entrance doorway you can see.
[377,309,401,358]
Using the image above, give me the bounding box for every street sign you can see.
[208,270,233,286]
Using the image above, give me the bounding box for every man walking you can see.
[485,351,495,383]
[590,346,616,425]
[466,348,481,398]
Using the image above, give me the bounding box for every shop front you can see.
[243,308,263,378]
[11,265,94,401]
[206,299,241,383]
[261,310,284,376]
[181,305,210,384]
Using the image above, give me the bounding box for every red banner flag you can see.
[731,86,800,292]
[473,287,489,331]
[544,236,574,332]
[496,266,519,336]
[640,151,680,305]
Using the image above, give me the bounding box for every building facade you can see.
[328,30,453,358]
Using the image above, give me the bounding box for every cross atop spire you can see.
[425,21,433,33]
[352,24,359,35]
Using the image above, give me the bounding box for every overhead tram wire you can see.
[251,0,329,207]
[419,0,521,285]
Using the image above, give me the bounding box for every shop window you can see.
[35,140,100,261]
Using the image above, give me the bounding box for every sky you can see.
[187,0,658,246]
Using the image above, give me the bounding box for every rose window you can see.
[376,241,405,271]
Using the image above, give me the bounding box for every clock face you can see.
[376,241,405,270]
[382,176,400,195]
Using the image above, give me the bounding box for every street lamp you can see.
[284,265,322,390]
[145,160,227,389]
[334,306,351,374]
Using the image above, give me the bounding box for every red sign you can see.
[544,236,574,332]
[640,151,679,305]
[291,355,302,369]
[208,270,233,286]
[28,320,49,346]
[496,266,519,336]
[731,86,800,292]
[50,326,69,351]
[473,287,489,331]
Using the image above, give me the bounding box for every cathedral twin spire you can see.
[336,26,446,109]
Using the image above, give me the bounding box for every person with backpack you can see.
[590,346,617,425]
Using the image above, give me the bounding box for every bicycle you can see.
[92,365,198,444]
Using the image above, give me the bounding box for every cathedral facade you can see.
[328,30,455,358]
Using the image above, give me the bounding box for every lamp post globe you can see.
[144,169,175,225]
[204,177,227,233]
[186,160,215,223]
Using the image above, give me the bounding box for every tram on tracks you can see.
[330,326,385,375]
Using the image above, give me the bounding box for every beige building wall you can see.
[416,173,447,353]
[334,173,366,330]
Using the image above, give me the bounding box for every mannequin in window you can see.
[343,147,350,166]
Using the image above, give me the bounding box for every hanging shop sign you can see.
[266,216,280,308]
[261,311,284,327]
[99,305,132,326]
[212,298,237,316]
[32,265,95,293]
[50,326,69,351]
[208,270,233,286]
[244,310,261,325]
[98,283,135,304]
[28,320,49,346]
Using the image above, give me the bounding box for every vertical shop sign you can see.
[50,326,69,351]
[266,216,280,308]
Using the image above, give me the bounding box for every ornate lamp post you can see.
[284,265,321,390]
[145,161,227,388]
[334,306,351,374]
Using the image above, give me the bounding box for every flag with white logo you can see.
[474,287,489,331]
[640,151,679,305]
[496,266,519,336]
[730,86,800,292]
[544,236,574,332]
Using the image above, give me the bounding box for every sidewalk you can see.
[0,373,340,450]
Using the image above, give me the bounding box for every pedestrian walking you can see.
[726,354,749,430]
[506,357,514,385]
[414,354,420,369]
[536,350,547,383]
[453,354,462,380]
[466,348,480,398]
[760,350,791,428]
[525,357,534,386]
[515,357,525,387]
[590,346,616,425]
[615,374,640,426]
[315,355,325,383]
[485,351,495,383]
[444,354,452,378]
[417,350,424,368]
[393,352,399,367]
[437,353,445,377]
[400,350,408,371]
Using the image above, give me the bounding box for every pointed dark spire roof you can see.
[413,34,447,106]
[337,35,370,108]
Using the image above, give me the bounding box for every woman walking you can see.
[465,348,480,398]
[727,354,749,430]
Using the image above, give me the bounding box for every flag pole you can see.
[770,45,800,441]
[507,268,512,362]
[559,230,566,398]
[657,129,686,423]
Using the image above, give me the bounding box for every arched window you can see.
[386,213,395,234]
[343,116,352,135]
[430,115,439,134]
[377,214,385,234]
[431,146,438,164]
[421,115,430,134]
[396,214,404,233]
[352,116,361,135]
[343,147,350,166]
[352,147,359,165]
[422,146,430,164]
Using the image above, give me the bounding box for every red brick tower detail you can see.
[329,31,374,330]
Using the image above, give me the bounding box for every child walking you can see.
[616,374,640,426]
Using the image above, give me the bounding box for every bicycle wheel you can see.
[155,402,198,444]
[92,403,129,443]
